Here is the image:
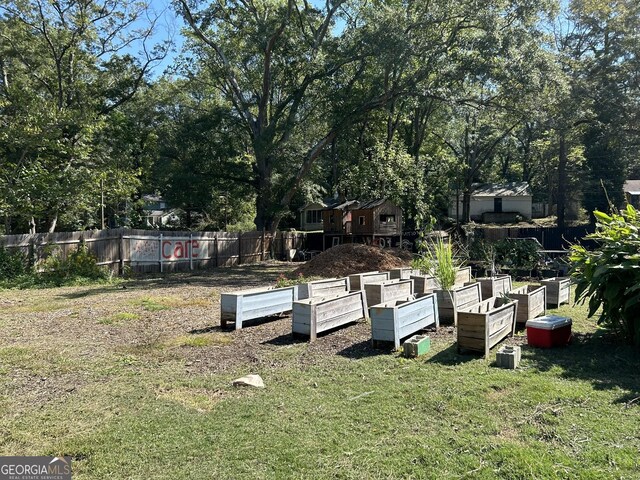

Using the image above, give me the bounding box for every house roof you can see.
[354,199,390,209]
[624,180,640,195]
[299,198,359,211]
[471,182,531,197]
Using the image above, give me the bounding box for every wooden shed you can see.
[351,199,403,237]
[321,199,359,234]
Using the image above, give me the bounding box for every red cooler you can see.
[526,315,572,348]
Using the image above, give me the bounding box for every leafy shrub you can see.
[494,238,541,271]
[0,246,29,280]
[570,206,640,346]
[40,243,109,285]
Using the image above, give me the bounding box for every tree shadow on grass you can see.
[524,331,640,406]
[426,342,480,366]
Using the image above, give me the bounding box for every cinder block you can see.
[403,335,430,358]
[496,345,521,369]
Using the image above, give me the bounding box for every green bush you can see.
[570,206,640,346]
[40,243,110,285]
[494,238,540,271]
[0,246,29,280]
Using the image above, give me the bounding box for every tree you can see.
[0,0,168,232]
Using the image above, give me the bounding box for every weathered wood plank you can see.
[508,285,546,323]
[457,297,517,358]
[348,271,390,290]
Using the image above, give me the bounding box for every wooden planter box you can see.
[348,271,390,291]
[508,285,546,324]
[298,277,350,300]
[454,266,473,287]
[411,274,438,294]
[475,275,513,299]
[436,282,482,325]
[370,293,439,348]
[540,277,571,308]
[221,285,298,330]
[457,297,518,358]
[365,279,414,307]
[389,267,421,280]
[292,291,368,341]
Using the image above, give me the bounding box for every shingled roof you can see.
[471,182,531,197]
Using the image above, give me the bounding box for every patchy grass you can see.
[171,334,232,348]
[129,295,212,312]
[98,312,140,325]
[0,268,638,479]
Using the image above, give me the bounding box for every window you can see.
[380,214,396,224]
[332,237,340,247]
[494,198,503,213]
[306,209,321,224]
[329,214,335,224]
[359,216,365,226]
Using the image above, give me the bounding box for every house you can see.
[449,182,532,223]
[323,198,403,249]
[623,180,640,208]
[141,194,181,227]
[299,198,359,231]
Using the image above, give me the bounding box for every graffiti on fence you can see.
[130,237,210,262]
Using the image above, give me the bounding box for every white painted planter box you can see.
[475,275,513,299]
[348,271,390,290]
[364,279,414,307]
[454,266,473,288]
[508,285,546,324]
[436,282,482,325]
[221,285,298,330]
[540,277,571,308]
[297,277,350,300]
[457,297,518,358]
[389,267,421,280]
[292,291,368,341]
[410,274,438,294]
[370,293,439,348]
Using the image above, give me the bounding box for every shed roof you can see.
[355,199,392,209]
[471,182,531,197]
[623,180,640,195]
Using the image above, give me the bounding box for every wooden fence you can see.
[0,228,306,274]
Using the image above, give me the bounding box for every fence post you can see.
[159,233,163,273]
[261,229,265,261]
[238,232,242,265]
[189,233,194,271]
[119,232,125,275]
[214,235,219,267]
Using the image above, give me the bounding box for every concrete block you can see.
[496,345,521,369]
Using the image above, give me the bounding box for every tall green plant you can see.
[570,205,640,346]
[431,238,457,290]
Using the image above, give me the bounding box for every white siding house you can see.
[449,182,533,222]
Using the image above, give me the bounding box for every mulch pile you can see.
[293,244,413,278]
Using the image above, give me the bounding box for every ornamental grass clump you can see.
[570,205,640,347]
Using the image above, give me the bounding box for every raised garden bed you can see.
[389,267,422,280]
[364,279,414,307]
[540,277,571,308]
[508,285,546,324]
[348,271,390,291]
[454,266,473,288]
[410,274,438,294]
[298,277,350,299]
[370,293,439,349]
[457,297,518,358]
[436,282,482,325]
[292,291,368,341]
[474,275,512,299]
[221,285,298,330]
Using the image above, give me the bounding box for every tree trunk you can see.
[254,153,274,232]
[48,215,58,233]
[29,217,36,235]
[462,188,472,224]
[557,132,567,229]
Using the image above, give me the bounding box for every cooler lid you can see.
[526,315,572,330]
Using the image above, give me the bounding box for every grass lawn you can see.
[0,266,638,479]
